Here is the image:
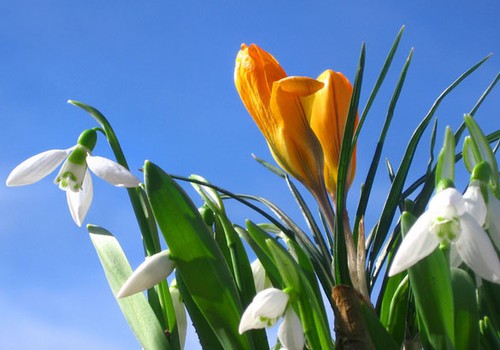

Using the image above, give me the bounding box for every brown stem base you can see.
[332,285,374,350]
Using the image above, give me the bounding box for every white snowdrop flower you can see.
[389,187,500,283]
[6,129,140,226]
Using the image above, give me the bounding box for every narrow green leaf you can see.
[360,302,399,350]
[384,275,409,344]
[88,225,171,350]
[354,25,406,146]
[355,48,413,245]
[335,43,365,285]
[451,268,479,350]
[144,161,252,350]
[368,54,490,272]
[400,212,455,349]
[189,175,256,308]
[239,222,283,289]
[284,175,332,265]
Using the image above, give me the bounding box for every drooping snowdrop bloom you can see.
[463,180,500,251]
[117,250,175,298]
[389,187,500,283]
[239,288,304,350]
[6,129,140,226]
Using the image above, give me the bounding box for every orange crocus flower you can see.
[234,44,326,194]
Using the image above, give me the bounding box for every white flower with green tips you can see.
[6,129,140,226]
[239,288,304,350]
[389,187,500,283]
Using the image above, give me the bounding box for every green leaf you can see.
[189,175,257,308]
[238,222,283,289]
[175,272,224,350]
[144,161,252,350]
[367,54,490,275]
[400,212,455,349]
[334,42,365,285]
[88,225,171,350]
[355,47,413,248]
[360,302,399,350]
[384,275,409,344]
[451,268,479,350]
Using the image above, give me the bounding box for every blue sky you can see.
[1,1,498,349]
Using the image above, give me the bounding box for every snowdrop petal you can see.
[388,211,440,276]
[6,149,70,186]
[66,170,93,226]
[251,259,270,293]
[170,281,187,350]
[117,250,175,298]
[449,245,462,268]
[278,308,304,350]
[86,155,140,187]
[239,288,289,333]
[463,183,487,226]
[456,213,500,283]
[486,193,500,250]
[429,187,465,218]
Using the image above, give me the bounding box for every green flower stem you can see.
[68,101,172,332]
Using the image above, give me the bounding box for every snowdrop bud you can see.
[462,136,478,173]
[435,126,455,187]
[117,250,175,298]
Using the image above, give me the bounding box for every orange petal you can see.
[304,70,357,198]
[234,44,286,143]
[269,79,325,192]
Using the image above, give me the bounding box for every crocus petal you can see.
[278,308,304,350]
[6,149,70,186]
[234,43,287,125]
[117,250,175,298]
[388,211,440,276]
[66,170,93,226]
[269,77,325,193]
[456,213,500,283]
[238,288,289,333]
[86,155,140,187]
[303,70,357,198]
[463,182,487,226]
